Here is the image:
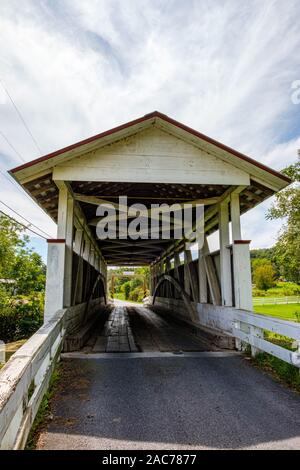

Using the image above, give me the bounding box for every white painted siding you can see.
[53,127,250,185]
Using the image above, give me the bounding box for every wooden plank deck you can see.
[82,303,211,353]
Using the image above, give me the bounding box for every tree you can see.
[0,213,46,294]
[267,157,300,283]
[0,214,23,279]
[12,250,46,294]
[253,260,276,290]
[250,247,280,278]
[122,282,131,300]
[0,213,46,341]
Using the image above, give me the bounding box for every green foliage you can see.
[108,266,149,302]
[12,250,46,294]
[0,292,44,342]
[0,214,46,342]
[253,281,300,297]
[122,282,131,300]
[294,310,300,323]
[251,352,300,392]
[267,158,300,283]
[251,247,280,277]
[0,215,24,279]
[252,288,267,297]
[129,286,150,303]
[253,259,276,290]
[248,325,300,392]
[25,365,60,450]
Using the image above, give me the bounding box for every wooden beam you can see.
[231,192,241,241]
[183,250,191,297]
[185,249,199,302]
[75,193,220,206]
[203,238,221,306]
[198,247,207,303]
[219,200,232,306]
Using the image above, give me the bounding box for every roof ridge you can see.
[9,111,291,184]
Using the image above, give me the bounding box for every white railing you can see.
[233,310,300,367]
[0,309,66,450]
[253,296,300,305]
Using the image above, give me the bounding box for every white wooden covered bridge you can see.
[1,111,300,450]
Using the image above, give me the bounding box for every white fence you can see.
[0,309,66,450]
[233,310,300,367]
[253,296,300,305]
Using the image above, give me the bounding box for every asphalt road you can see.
[37,354,300,450]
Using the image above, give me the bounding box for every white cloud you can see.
[0,0,299,252]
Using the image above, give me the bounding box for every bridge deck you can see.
[36,354,300,450]
[80,301,212,354]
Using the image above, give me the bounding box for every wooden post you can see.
[159,260,164,296]
[151,264,156,296]
[83,239,91,301]
[203,237,222,306]
[57,186,74,308]
[174,252,180,281]
[149,267,153,295]
[185,249,198,302]
[73,228,84,305]
[44,240,66,322]
[173,252,181,299]
[90,247,95,270]
[218,201,232,306]
[231,193,241,241]
[232,240,253,311]
[198,246,207,303]
[165,257,171,298]
[250,325,263,356]
[111,274,115,298]
[184,250,191,297]
[230,193,253,311]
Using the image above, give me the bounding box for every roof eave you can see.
[9,111,291,189]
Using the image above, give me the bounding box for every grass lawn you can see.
[254,303,300,322]
[112,293,142,304]
[114,292,126,301]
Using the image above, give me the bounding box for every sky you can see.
[0,0,299,263]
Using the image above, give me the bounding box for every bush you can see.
[129,287,149,303]
[253,262,276,290]
[294,311,300,323]
[0,293,44,343]
[122,282,131,300]
[252,288,267,297]
[254,282,300,298]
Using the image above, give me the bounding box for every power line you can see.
[0,169,58,238]
[0,129,26,162]
[0,208,49,241]
[0,79,42,154]
[0,199,53,239]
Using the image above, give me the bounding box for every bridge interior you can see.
[77,302,215,355]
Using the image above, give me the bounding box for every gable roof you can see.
[9,111,290,187]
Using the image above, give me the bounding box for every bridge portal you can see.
[10,111,289,350]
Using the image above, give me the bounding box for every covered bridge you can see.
[2,111,300,450]
[9,111,289,322]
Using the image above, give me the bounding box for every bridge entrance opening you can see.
[74,301,216,354]
[9,112,289,356]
